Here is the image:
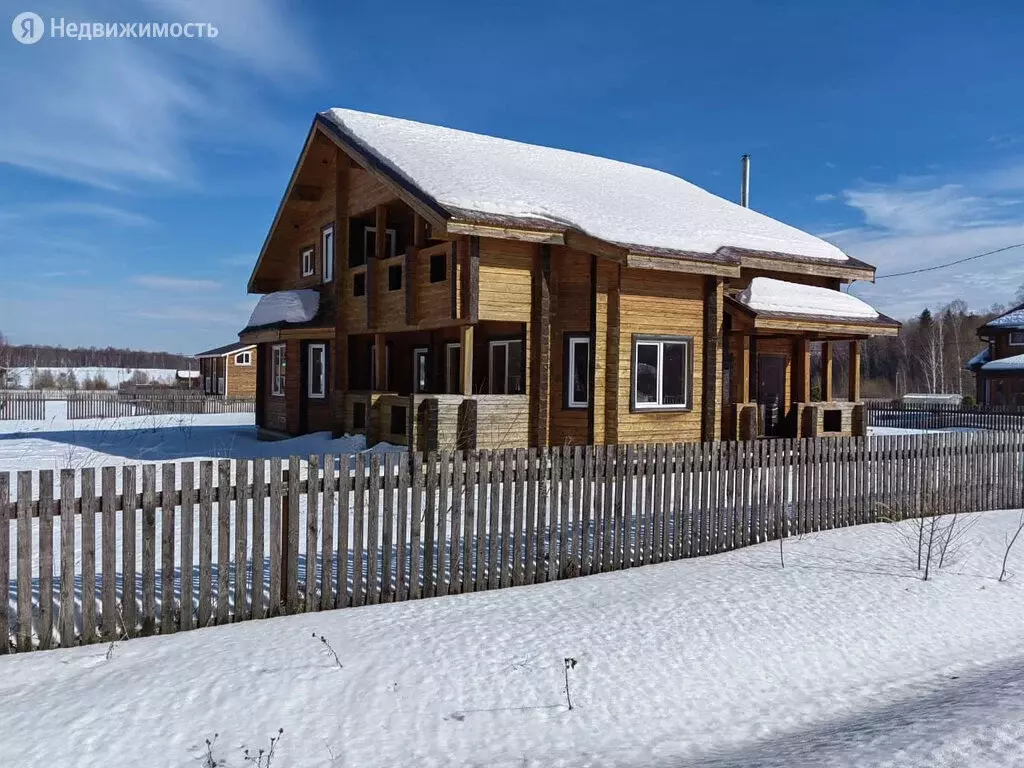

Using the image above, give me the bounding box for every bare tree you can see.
[999,512,1024,582]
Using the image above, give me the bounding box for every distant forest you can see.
[0,340,194,371]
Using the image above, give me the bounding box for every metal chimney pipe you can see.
[740,154,750,208]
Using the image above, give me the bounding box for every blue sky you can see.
[3,0,1024,353]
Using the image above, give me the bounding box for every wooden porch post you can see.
[373,333,387,391]
[529,244,552,446]
[733,333,750,403]
[793,337,811,403]
[701,276,724,442]
[332,149,350,436]
[459,325,474,395]
[822,341,834,401]
[367,204,387,330]
[405,213,424,326]
[849,340,861,401]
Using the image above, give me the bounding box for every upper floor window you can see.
[353,272,366,297]
[234,351,252,366]
[321,225,334,283]
[430,252,447,283]
[632,335,691,410]
[1011,331,1024,346]
[364,226,396,260]
[271,344,286,396]
[301,247,314,277]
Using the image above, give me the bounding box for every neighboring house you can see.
[967,304,1024,406]
[196,342,257,398]
[240,108,898,446]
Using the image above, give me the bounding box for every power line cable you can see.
[875,243,1024,279]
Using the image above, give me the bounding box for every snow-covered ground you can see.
[0,404,394,473]
[3,508,1024,767]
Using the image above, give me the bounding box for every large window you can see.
[1011,331,1024,346]
[321,225,334,283]
[446,343,461,394]
[565,334,590,409]
[271,344,286,396]
[488,339,524,394]
[301,247,314,277]
[632,336,691,410]
[308,343,326,399]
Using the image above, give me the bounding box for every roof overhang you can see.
[719,246,877,283]
[725,296,900,338]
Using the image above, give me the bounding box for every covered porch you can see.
[723,278,900,440]
[340,320,530,450]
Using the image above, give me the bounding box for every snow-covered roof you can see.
[196,341,256,358]
[320,109,849,263]
[246,289,320,329]
[966,347,991,370]
[176,370,201,378]
[982,353,1024,372]
[736,277,880,320]
[985,305,1024,330]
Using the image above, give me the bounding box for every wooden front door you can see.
[757,354,787,437]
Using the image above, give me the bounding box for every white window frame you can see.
[321,225,334,283]
[271,343,286,396]
[632,336,691,411]
[566,335,590,409]
[488,339,523,395]
[234,351,252,366]
[445,342,461,394]
[413,347,429,394]
[301,247,314,277]
[307,343,326,399]
[1010,331,1024,346]
[364,226,397,259]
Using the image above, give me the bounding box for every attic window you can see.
[301,247,314,277]
[1011,331,1024,346]
[353,272,366,297]
[388,264,403,291]
[430,253,446,283]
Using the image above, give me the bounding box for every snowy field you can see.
[0,403,390,474]
[8,366,181,387]
[3,508,1024,767]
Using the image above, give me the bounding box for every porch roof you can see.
[982,352,1024,372]
[727,277,900,337]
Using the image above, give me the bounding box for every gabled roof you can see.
[980,303,1024,332]
[319,108,848,263]
[196,341,255,358]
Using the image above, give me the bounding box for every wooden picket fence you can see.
[0,393,46,421]
[67,394,254,419]
[3,431,1024,653]
[867,401,1024,432]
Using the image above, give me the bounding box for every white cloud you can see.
[815,193,836,202]
[0,0,314,190]
[132,275,222,291]
[825,163,1024,318]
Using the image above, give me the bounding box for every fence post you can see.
[280,466,290,609]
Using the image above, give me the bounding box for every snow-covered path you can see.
[3,509,1024,767]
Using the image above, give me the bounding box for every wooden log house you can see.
[967,303,1024,405]
[240,109,899,448]
[195,342,257,398]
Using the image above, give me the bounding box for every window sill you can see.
[630,404,693,414]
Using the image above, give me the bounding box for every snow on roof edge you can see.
[737,277,881,320]
[318,108,852,265]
